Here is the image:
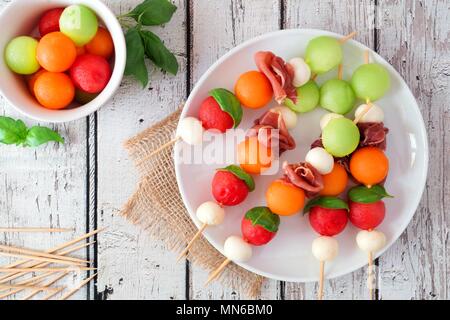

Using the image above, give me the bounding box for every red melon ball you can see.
[241,217,276,246]
[198,96,234,132]
[349,200,385,230]
[69,54,112,94]
[39,8,64,37]
[212,170,249,206]
[309,206,348,236]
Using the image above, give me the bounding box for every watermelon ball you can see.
[39,8,64,36]
[70,54,112,93]
[212,169,251,206]
[241,207,280,246]
[309,206,348,236]
[4,36,40,75]
[198,96,234,132]
[59,5,98,46]
[75,89,98,104]
[349,200,385,230]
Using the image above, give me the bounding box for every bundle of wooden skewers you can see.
[0,227,104,300]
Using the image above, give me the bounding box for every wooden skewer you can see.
[177,223,208,262]
[0,241,95,285]
[0,244,90,264]
[205,259,231,286]
[41,286,65,300]
[0,251,88,267]
[311,73,318,81]
[337,64,343,80]
[0,228,104,279]
[0,272,54,298]
[23,272,69,300]
[0,267,96,273]
[318,261,325,300]
[0,283,62,292]
[59,273,97,300]
[368,251,374,300]
[364,49,370,64]
[0,227,74,233]
[339,31,357,44]
[136,137,180,166]
[353,50,373,124]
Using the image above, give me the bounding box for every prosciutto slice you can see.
[247,110,296,154]
[357,122,389,150]
[282,161,324,197]
[254,51,297,104]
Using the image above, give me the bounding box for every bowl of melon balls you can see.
[0,0,126,122]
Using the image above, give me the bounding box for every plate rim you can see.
[174,28,429,282]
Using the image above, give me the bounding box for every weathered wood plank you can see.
[376,0,449,300]
[189,0,282,300]
[0,0,89,300]
[283,0,376,300]
[95,0,188,299]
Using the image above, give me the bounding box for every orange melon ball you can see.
[320,162,349,196]
[235,71,273,108]
[237,136,272,174]
[266,180,305,216]
[350,147,389,186]
[27,69,47,96]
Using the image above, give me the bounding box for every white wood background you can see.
[0,0,448,300]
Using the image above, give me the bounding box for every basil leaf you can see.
[245,206,280,233]
[304,196,349,214]
[125,28,149,87]
[129,0,177,26]
[348,185,393,204]
[209,88,243,127]
[25,126,64,147]
[139,30,178,75]
[219,165,255,191]
[0,117,27,145]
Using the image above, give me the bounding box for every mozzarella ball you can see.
[271,106,298,129]
[196,201,225,226]
[354,103,384,123]
[177,117,203,145]
[312,236,339,261]
[320,113,344,130]
[224,236,253,262]
[356,230,386,253]
[289,57,311,87]
[305,147,334,174]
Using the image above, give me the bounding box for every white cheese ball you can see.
[223,236,253,262]
[196,201,225,226]
[320,113,344,131]
[312,236,339,262]
[177,117,203,145]
[356,230,386,253]
[354,103,384,123]
[289,57,311,87]
[305,147,334,175]
[271,106,298,130]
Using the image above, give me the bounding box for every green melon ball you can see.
[305,36,343,74]
[284,80,320,113]
[4,36,40,75]
[60,5,98,46]
[320,79,356,115]
[351,63,391,101]
[322,117,360,157]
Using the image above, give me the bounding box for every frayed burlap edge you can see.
[120,108,264,298]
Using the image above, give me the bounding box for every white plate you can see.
[174,29,428,282]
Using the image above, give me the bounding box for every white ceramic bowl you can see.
[0,0,126,123]
[175,29,428,282]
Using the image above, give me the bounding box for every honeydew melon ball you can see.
[351,63,390,101]
[284,80,320,113]
[320,79,356,115]
[305,36,342,74]
[4,36,40,75]
[322,117,360,157]
[60,5,98,46]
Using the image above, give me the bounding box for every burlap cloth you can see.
[121,108,264,298]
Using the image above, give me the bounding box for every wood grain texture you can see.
[95,0,188,300]
[283,0,377,300]
[375,0,449,300]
